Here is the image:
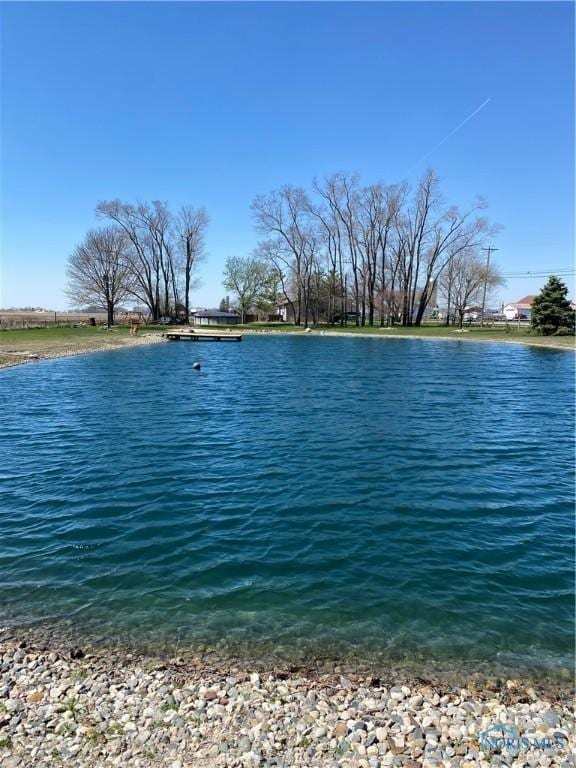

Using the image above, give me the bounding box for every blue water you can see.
[0,336,573,678]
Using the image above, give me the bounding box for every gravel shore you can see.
[0,332,167,369]
[1,328,573,369]
[241,329,575,352]
[0,640,573,768]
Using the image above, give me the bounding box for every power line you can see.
[501,270,575,277]
[502,274,575,277]
[501,266,574,272]
[495,265,573,273]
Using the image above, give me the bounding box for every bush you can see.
[554,326,574,337]
[536,324,557,336]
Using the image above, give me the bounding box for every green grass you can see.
[0,321,573,349]
[172,321,575,348]
[70,667,89,681]
[0,325,133,343]
[106,723,124,737]
[65,697,80,716]
[144,321,302,333]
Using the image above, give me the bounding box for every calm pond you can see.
[0,336,573,680]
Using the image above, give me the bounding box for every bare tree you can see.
[374,185,405,326]
[176,206,209,323]
[96,199,208,321]
[252,186,318,326]
[356,182,405,326]
[65,227,133,326]
[314,174,363,325]
[250,169,499,327]
[309,179,347,325]
[96,200,161,320]
[440,249,504,328]
[394,170,497,326]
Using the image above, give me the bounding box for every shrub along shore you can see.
[0,635,574,768]
[0,323,573,370]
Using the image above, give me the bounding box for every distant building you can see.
[193,309,241,326]
[503,295,536,321]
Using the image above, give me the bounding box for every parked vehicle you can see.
[333,311,360,322]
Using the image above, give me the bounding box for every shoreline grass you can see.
[0,325,164,369]
[0,322,573,370]
[168,322,575,350]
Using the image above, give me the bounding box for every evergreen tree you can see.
[530,276,575,335]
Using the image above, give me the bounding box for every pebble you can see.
[390,687,406,701]
[334,721,348,738]
[0,639,572,768]
[238,736,252,752]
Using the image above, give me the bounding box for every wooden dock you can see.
[163,329,242,342]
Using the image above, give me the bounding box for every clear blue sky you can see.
[1,1,574,310]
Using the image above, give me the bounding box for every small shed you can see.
[193,310,241,327]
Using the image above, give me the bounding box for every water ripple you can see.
[0,336,573,675]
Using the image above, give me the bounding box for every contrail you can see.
[407,98,491,173]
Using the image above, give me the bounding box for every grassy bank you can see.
[0,325,164,368]
[1,323,573,368]
[172,322,575,350]
[316,324,575,349]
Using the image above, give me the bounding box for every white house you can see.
[503,295,536,321]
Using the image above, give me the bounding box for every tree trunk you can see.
[185,270,190,324]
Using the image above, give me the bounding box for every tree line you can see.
[66,200,208,324]
[66,170,503,330]
[224,169,503,327]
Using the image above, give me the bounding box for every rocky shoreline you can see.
[0,332,167,369]
[242,329,575,352]
[1,328,573,370]
[0,638,573,768]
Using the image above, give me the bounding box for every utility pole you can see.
[481,247,499,327]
